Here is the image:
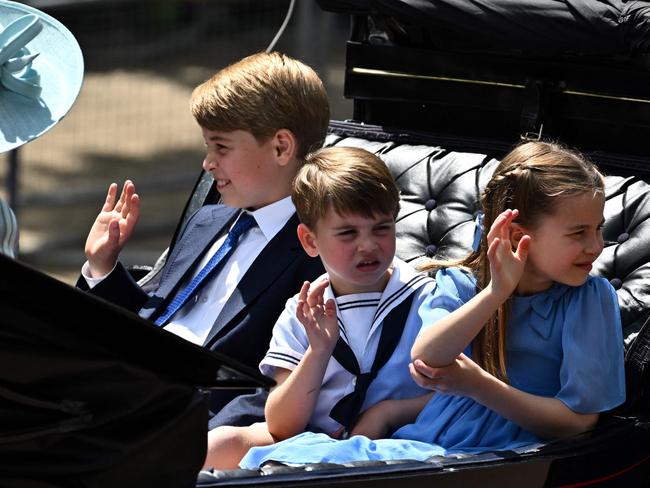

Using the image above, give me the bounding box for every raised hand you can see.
[409,354,486,399]
[295,279,339,354]
[85,180,140,277]
[485,209,530,299]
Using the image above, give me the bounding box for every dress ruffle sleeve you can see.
[555,277,626,413]
[418,268,477,335]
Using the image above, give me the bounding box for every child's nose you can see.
[585,232,604,255]
[358,235,378,252]
[203,154,217,171]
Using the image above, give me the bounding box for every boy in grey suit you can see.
[78,52,329,415]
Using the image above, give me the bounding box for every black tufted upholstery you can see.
[325,126,650,347]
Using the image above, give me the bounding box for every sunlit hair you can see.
[292,146,400,229]
[190,51,330,159]
[421,141,605,381]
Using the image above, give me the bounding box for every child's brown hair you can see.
[292,146,400,229]
[422,141,605,380]
[190,52,329,158]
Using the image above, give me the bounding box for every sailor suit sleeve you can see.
[259,294,310,377]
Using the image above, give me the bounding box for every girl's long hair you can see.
[421,141,604,381]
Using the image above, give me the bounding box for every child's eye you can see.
[205,143,228,154]
[374,224,393,233]
[337,230,356,239]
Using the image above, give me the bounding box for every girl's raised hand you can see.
[409,354,486,399]
[485,209,530,300]
[296,279,339,354]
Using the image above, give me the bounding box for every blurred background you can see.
[2,0,352,283]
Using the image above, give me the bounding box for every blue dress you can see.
[240,268,626,468]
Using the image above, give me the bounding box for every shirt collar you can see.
[241,196,295,241]
[324,258,434,335]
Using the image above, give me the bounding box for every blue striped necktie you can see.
[153,213,257,327]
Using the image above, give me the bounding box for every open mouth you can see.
[215,179,231,189]
[356,259,380,271]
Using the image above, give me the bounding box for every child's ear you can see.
[297,223,319,257]
[510,223,527,249]
[273,129,297,165]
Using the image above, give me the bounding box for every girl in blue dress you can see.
[240,141,626,468]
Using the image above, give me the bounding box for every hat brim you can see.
[0,1,84,153]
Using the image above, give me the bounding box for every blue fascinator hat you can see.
[0,0,83,153]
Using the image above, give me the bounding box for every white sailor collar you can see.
[324,258,434,341]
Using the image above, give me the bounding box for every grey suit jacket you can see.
[78,204,324,414]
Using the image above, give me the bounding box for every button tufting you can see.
[610,278,623,290]
[425,199,437,211]
[425,244,437,257]
[617,232,630,243]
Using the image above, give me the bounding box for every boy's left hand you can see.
[409,354,486,399]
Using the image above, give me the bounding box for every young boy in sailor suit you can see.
[204,146,435,469]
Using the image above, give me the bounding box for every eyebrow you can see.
[566,218,605,231]
[375,218,395,226]
[332,218,394,230]
[206,134,229,142]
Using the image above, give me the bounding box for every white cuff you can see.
[81,261,116,289]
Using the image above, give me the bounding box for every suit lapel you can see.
[154,205,237,312]
[203,213,302,346]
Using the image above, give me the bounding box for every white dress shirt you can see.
[82,196,296,345]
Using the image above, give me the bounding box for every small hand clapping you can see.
[486,209,530,299]
[296,279,339,354]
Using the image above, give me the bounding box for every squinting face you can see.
[302,209,396,296]
[201,128,287,210]
[516,191,605,295]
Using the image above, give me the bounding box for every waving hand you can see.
[296,279,339,354]
[486,209,530,300]
[85,180,140,277]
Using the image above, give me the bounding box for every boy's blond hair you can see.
[190,52,329,159]
[292,146,400,229]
